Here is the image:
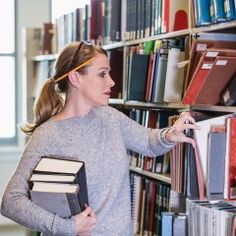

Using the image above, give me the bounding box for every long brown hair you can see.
[22,41,107,135]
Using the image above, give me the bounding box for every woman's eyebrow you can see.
[97,67,110,71]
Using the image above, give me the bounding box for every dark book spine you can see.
[67,192,82,215]
[76,165,89,209]
[221,75,236,106]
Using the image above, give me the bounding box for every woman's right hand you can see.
[74,205,96,236]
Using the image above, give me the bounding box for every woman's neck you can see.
[52,96,93,121]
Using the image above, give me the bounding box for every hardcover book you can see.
[29,156,89,218]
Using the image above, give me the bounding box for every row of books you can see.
[51,0,190,51]
[130,174,171,236]
[158,198,236,236]
[192,0,236,27]
[182,35,236,106]
[170,113,236,202]
[124,33,236,106]
[161,212,187,236]
[187,199,236,236]
[128,109,178,174]
[52,0,236,50]
[125,0,188,40]
[126,37,187,103]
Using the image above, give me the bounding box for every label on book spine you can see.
[206,51,219,57]
[201,63,213,69]
[215,60,228,66]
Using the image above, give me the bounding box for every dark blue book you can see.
[127,54,149,101]
[221,75,236,106]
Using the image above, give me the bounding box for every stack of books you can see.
[29,156,88,218]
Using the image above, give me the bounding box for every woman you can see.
[1,41,198,236]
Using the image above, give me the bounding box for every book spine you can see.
[67,192,82,215]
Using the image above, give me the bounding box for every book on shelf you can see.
[173,213,187,236]
[224,117,236,200]
[108,50,123,99]
[193,56,236,105]
[161,212,187,236]
[187,199,236,236]
[29,156,88,218]
[41,22,54,54]
[185,39,236,93]
[192,0,212,26]
[211,0,226,23]
[163,42,186,103]
[221,74,236,106]
[127,53,149,101]
[194,114,232,183]
[183,48,236,105]
[151,48,168,103]
[207,125,227,200]
[224,0,236,20]
[182,51,213,105]
[161,212,173,236]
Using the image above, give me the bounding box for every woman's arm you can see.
[0,127,76,235]
[110,108,175,156]
[113,108,199,156]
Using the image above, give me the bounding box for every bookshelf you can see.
[24,1,236,235]
[130,166,171,184]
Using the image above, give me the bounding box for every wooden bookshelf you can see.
[32,54,58,62]
[130,166,171,184]
[24,2,236,235]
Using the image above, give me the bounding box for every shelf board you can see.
[191,104,236,113]
[124,101,190,110]
[109,98,125,105]
[103,41,125,50]
[32,54,58,61]
[101,21,236,49]
[130,166,171,184]
[125,29,191,46]
[191,20,236,34]
[109,100,236,113]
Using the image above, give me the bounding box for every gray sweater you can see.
[1,106,175,236]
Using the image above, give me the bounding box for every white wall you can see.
[0,0,51,235]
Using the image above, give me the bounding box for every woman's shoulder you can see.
[95,105,123,118]
[32,119,57,138]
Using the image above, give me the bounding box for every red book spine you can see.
[162,0,170,33]
[145,53,154,102]
[182,68,210,105]
[228,117,236,199]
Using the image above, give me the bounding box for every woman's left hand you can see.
[165,112,200,148]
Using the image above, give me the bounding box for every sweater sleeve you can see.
[0,126,76,236]
[111,107,176,156]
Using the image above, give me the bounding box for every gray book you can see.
[30,156,89,217]
[152,53,168,103]
[30,182,81,218]
[173,213,187,236]
[207,132,226,200]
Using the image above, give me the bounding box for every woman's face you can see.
[78,53,115,106]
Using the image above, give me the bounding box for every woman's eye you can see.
[99,72,106,78]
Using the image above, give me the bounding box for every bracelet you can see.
[160,126,176,145]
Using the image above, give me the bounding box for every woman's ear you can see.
[68,71,80,88]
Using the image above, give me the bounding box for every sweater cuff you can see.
[159,127,176,148]
[52,214,77,235]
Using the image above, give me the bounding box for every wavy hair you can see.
[21,41,107,135]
